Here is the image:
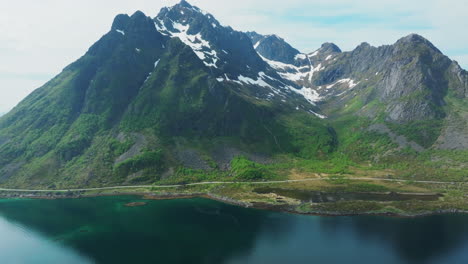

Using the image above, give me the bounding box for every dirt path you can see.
[0,177,464,193]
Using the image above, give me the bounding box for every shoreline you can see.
[0,190,466,218]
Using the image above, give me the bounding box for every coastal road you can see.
[0,177,464,193]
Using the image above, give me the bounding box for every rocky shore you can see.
[0,190,466,218]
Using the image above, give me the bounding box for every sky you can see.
[0,0,467,113]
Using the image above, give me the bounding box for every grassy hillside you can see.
[0,9,466,190]
[0,34,337,188]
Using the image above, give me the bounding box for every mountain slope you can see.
[249,32,468,150]
[0,1,466,188]
[0,2,335,188]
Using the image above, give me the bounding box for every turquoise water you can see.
[0,196,467,264]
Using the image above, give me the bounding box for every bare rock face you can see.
[448,61,468,99]
[375,35,452,122]
[249,31,463,124]
[250,30,467,149]
[311,34,462,123]
[114,133,147,165]
[174,148,212,170]
[252,34,301,65]
[368,124,424,152]
[0,162,25,184]
[435,113,468,150]
[325,34,453,123]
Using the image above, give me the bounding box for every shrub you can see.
[230,156,271,181]
[115,150,163,177]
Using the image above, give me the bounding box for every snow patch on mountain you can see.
[154,59,161,68]
[258,54,291,70]
[258,54,324,84]
[216,72,289,98]
[143,59,162,83]
[154,19,169,36]
[279,71,309,82]
[237,72,273,89]
[254,40,261,49]
[308,63,324,82]
[326,78,359,89]
[309,110,327,119]
[256,52,329,106]
[309,50,319,57]
[160,21,219,68]
[289,86,322,105]
[295,54,307,60]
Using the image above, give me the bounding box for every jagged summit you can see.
[108,10,163,45]
[268,34,284,41]
[111,14,131,30]
[399,33,430,43]
[355,42,372,50]
[245,31,263,44]
[153,0,290,89]
[253,34,300,64]
[319,42,341,53]
[178,0,193,8]
[164,0,210,17]
[132,10,147,18]
[395,33,441,54]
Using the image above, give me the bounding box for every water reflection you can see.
[0,197,466,264]
[318,215,468,263]
[0,216,92,263]
[0,197,286,264]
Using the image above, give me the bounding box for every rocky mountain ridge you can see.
[250,32,467,118]
[249,31,467,149]
[0,0,466,188]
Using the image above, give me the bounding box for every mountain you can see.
[0,0,466,188]
[0,1,334,188]
[152,2,320,110]
[249,32,468,149]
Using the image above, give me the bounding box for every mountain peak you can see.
[155,0,214,23]
[396,33,441,53]
[268,34,284,41]
[131,10,146,18]
[111,14,131,30]
[171,0,207,15]
[399,33,428,43]
[358,42,371,48]
[154,1,268,74]
[109,10,158,38]
[320,42,341,53]
[352,42,373,53]
[253,34,300,64]
[178,0,193,8]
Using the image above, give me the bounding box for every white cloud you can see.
[0,0,467,113]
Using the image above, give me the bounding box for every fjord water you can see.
[0,197,467,264]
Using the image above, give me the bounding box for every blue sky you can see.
[0,0,467,113]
